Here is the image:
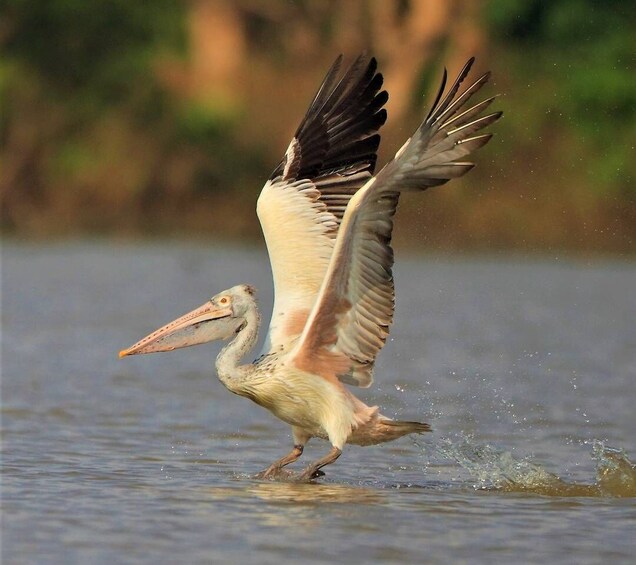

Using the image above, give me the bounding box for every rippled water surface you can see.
[3,242,635,564]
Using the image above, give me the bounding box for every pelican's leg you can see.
[298,446,342,481]
[256,444,304,478]
[256,427,310,479]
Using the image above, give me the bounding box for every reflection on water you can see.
[245,480,387,504]
[3,242,636,564]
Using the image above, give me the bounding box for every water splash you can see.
[590,441,636,496]
[418,436,635,497]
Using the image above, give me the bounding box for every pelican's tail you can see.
[349,417,431,446]
[381,419,432,436]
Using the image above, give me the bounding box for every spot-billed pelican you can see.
[120,55,501,480]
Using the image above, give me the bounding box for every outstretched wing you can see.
[290,58,502,387]
[257,55,388,351]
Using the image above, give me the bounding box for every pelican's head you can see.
[119,284,256,357]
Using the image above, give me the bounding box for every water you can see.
[3,241,635,564]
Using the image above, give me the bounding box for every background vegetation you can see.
[2,0,634,252]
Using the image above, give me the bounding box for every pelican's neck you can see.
[215,304,260,393]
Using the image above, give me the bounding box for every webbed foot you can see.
[254,467,295,480]
[296,468,325,481]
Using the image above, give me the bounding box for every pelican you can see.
[120,55,501,480]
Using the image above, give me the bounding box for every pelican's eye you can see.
[219,296,230,305]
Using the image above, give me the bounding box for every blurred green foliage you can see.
[3,0,185,105]
[1,0,634,249]
[484,0,636,196]
[1,0,270,235]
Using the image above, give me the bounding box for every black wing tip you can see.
[376,108,388,127]
[462,57,476,76]
[276,52,389,182]
[477,70,492,85]
[376,89,389,106]
[426,58,499,128]
[425,66,449,121]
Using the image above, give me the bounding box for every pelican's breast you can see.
[248,361,355,444]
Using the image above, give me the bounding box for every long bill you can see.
[119,301,238,358]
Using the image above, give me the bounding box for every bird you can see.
[119,54,501,481]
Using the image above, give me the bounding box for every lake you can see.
[3,241,635,564]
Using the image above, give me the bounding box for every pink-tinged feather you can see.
[282,308,311,339]
[293,348,352,384]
